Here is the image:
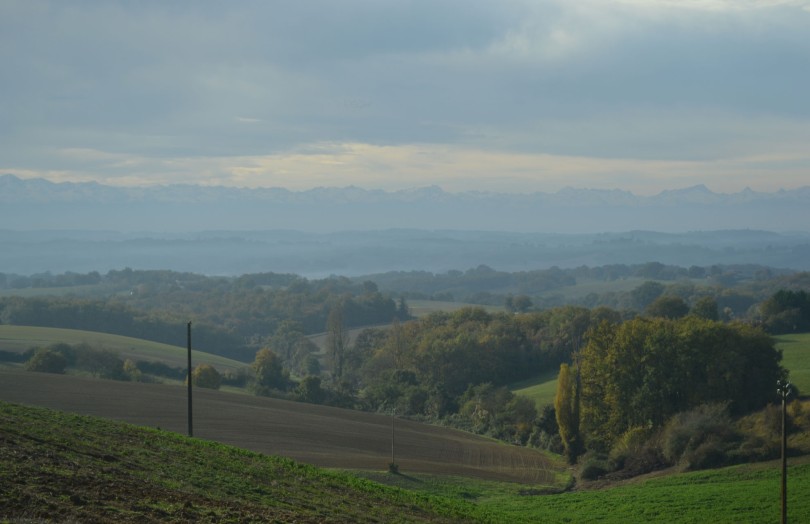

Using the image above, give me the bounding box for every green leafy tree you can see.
[252,348,288,395]
[629,281,665,310]
[295,375,326,404]
[579,316,784,451]
[691,296,719,321]
[326,303,349,382]
[760,289,810,333]
[645,295,689,319]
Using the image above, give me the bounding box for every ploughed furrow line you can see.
[0,371,560,484]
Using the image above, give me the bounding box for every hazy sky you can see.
[2,0,809,194]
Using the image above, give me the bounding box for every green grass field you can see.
[481,457,810,523]
[407,300,505,318]
[361,457,810,523]
[0,325,245,372]
[777,333,810,395]
[4,400,809,522]
[511,370,559,409]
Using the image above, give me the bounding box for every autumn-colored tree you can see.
[191,363,222,389]
[555,363,582,463]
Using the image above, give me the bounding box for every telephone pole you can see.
[187,321,193,437]
[777,380,791,524]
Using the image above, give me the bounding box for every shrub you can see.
[76,347,126,380]
[123,359,143,382]
[25,348,68,374]
[579,454,611,481]
[191,364,222,389]
[681,438,728,470]
[221,368,249,387]
[661,403,739,471]
[609,426,653,469]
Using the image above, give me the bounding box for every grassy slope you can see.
[361,458,810,523]
[5,401,810,523]
[0,401,484,523]
[510,370,559,409]
[777,332,810,394]
[486,458,810,523]
[0,325,245,372]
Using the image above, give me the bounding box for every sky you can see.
[1,0,809,195]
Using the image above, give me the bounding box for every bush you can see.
[609,426,655,470]
[221,368,250,387]
[579,455,611,481]
[681,438,728,470]
[661,403,739,471]
[135,360,185,380]
[191,364,222,389]
[76,347,125,380]
[123,359,143,382]
[25,348,67,374]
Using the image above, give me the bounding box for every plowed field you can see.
[0,371,562,485]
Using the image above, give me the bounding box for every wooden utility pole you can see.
[777,380,791,524]
[187,321,193,438]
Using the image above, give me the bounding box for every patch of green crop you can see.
[480,459,810,523]
[0,401,484,523]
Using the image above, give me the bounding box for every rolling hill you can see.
[0,371,563,485]
[0,401,484,523]
[0,325,245,372]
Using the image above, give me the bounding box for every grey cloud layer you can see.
[2,0,809,186]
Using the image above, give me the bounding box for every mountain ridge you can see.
[2,174,809,233]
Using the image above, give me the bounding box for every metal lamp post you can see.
[777,380,791,524]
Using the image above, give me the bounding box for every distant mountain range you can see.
[3,174,809,233]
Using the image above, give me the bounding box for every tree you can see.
[25,348,67,374]
[645,296,689,319]
[629,281,665,310]
[123,358,143,381]
[579,316,784,451]
[191,363,222,389]
[326,303,349,381]
[512,295,533,313]
[555,363,582,463]
[295,375,326,404]
[691,296,719,321]
[252,348,288,394]
[760,289,810,334]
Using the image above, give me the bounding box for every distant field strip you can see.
[0,371,564,485]
[0,325,245,371]
[777,333,810,395]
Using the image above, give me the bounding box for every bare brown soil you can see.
[0,371,560,484]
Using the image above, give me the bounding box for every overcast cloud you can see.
[2,0,809,194]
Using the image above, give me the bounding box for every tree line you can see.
[0,272,409,362]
